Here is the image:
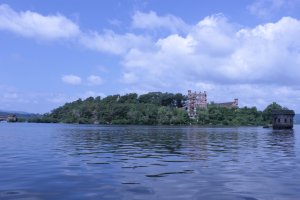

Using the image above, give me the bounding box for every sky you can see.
[1,0,300,114]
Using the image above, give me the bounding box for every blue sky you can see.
[1,0,300,113]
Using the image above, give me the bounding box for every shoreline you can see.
[7,121,271,128]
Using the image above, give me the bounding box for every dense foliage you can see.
[30,92,189,125]
[29,92,290,126]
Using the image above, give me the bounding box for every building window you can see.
[278,118,281,123]
[285,118,287,123]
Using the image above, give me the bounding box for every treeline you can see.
[197,102,284,126]
[29,92,289,126]
[30,92,189,125]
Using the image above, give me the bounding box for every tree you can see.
[31,91,289,126]
[138,92,162,105]
[263,102,283,123]
[171,108,189,124]
[157,107,172,124]
[174,93,185,107]
[197,108,209,125]
[119,93,138,104]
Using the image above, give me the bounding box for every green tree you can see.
[31,92,291,126]
[171,108,190,124]
[197,108,210,125]
[157,107,172,124]
[119,93,138,104]
[262,102,283,123]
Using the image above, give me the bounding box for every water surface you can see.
[0,123,300,199]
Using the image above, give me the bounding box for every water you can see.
[0,123,300,200]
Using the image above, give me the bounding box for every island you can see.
[27,91,293,126]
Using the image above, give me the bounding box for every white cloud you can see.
[122,72,138,84]
[62,75,82,85]
[80,30,151,55]
[132,11,190,33]
[0,85,107,113]
[3,92,18,99]
[121,15,300,111]
[0,4,80,40]
[0,4,149,55]
[123,15,300,86]
[96,65,109,73]
[0,86,51,113]
[247,0,297,19]
[87,75,103,85]
[108,19,122,27]
[205,84,300,111]
[0,4,160,58]
[1,4,300,112]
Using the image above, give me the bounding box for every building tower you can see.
[187,90,208,118]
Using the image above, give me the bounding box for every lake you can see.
[0,123,300,200]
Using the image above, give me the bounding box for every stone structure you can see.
[215,99,239,108]
[272,110,295,129]
[186,90,238,118]
[187,90,207,118]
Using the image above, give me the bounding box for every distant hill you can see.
[295,114,300,124]
[0,110,41,120]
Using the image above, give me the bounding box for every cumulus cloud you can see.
[87,75,103,85]
[123,15,300,87]
[204,84,300,111]
[2,4,300,111]
[132,11,190,33]
[0,4,149,55]
[0,4,80,40]
[247,0,298,19]
[62,75,82,85]
[121,15,300,111]
[80,30,151,55]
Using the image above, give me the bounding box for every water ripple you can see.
[0,123,300,199]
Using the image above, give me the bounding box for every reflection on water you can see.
[266,130,295,156]
[0,124,300,200]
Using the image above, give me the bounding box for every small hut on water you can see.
[272,110,295,129]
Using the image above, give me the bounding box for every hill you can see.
[0,110,41,121]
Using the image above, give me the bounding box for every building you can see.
[215,99,239,108]
[186,90,238,118]
[272,110,295,129]
[187,90,207,118]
